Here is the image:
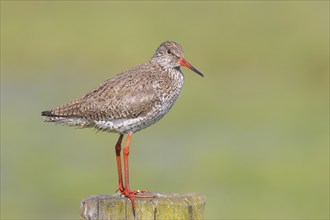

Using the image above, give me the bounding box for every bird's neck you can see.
[168,67,184,88]
[149,59,184,84]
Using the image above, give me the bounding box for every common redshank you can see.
[41,41,204,214]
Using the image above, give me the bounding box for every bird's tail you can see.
[41,101,91,127]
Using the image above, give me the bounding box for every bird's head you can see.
[152,41,204,77]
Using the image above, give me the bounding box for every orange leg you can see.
[122,133,153,215]
[115,134,124,192]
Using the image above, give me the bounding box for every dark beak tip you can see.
[196,71,204,77]
[193,69,204,78]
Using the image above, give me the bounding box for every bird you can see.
[41,41,204,214]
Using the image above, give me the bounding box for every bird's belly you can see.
[94,98,177,134]
[94,118,145,134]
[94,116,162,134]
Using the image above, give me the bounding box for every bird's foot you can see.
[121,189,155,216]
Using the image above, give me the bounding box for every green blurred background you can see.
[1,1,329,219]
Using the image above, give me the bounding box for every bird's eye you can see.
[167,49,172,54]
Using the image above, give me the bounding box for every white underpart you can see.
[94,117,144,133]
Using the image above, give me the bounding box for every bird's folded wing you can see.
[43,75,159,121]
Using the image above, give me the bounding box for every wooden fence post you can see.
[81,192,206,220]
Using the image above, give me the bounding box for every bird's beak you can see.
[178,58,204,77]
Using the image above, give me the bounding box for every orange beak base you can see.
[178,58,204,77]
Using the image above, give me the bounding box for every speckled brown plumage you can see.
[42,41,203,134]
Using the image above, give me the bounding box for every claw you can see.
[116,185,125,193]
[121,190,155,215]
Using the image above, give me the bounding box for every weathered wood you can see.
[80,192,206,220]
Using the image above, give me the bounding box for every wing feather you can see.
[43,63,161,121]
